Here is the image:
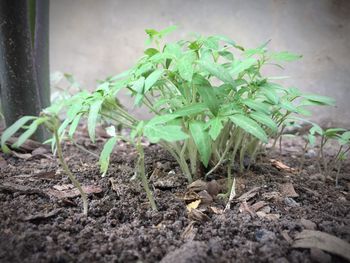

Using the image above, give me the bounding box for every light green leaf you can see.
[339,131,350,145]
[198,60,233,84]
[218,50,234,61]
[144,69,163,92]
[144,124,189,143]
[132,77,145,94]
[69,113,82,138]
[242,99,270,114]
[270,51,302,61]
[88,100,103,142]
[250,112,278,132]
[229,114,268,143]
[230,57,256,76]
[189,121,212,167]
[302,94,335,106]
[208,117,224,140]
[13,118,48,148]
[178,52,195,81]
[99,137,118,177]
[1,116,37,153]
[173,103,207,117]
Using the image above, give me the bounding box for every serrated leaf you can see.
[88,100,103,142]
[242,99,270,114]
[1,116,38,153]
[302,94,335,106]
[144,69,163,92]
[229,114,268,143]
[178,52,195,81]
[69,113,82,138]
[208,117,224,140]
[13,118,48,148]
[198,60,233,84]
[270,51,302,61]
[189,121,212,167]
[230,57,256,76]
[218,50,234,61]
[144,124,189,143]
[250,112,278,132]
[132,77,145,94]
[99,137,118,177]
[193,75,219,115]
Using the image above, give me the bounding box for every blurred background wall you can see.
[50,0,350,127]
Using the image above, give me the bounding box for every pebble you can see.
[284,197,300,207]
[255,229,276,243]
[300,218,317,230]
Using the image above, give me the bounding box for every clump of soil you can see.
[0,134,349,263]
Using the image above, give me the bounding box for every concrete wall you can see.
[50,0,350,127]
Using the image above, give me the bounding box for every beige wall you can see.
[50,0,350,127]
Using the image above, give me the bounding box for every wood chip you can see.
[0,156,7,168]
[209,206,224,215]
[280,183,299,198]
[12,151,32,160]
[198,190,213,204]
[188,209,210,222]
[251,201,268,212]
[5,137,47,152]
[281,230,293,244]
[262,191,282,201]
[0,182,49,198]
[293,230,350,261]
[23,208,62,222]
[186,200,201,212]
[183,191,201,202]
[270,159,296,173]
[187,180,208,192]
[237,186,261,202]
[239,201,255,216]
[181,222,197,241]
[256,211,280,221]
[47,185,102,199]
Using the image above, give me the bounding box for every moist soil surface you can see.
[0,133,349,263]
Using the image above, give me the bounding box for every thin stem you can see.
[54,130,88,215]
[136,136,157,211]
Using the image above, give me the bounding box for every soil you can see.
[0,132,349,263]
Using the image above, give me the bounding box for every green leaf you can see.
[144,48,159,57]
[193,75,219,115]
[249,112,278,132]
[207,117,224,140]
[88,100,103,142]
[99,137,118,177]
[189,121,212,167]
[218,50,234,61]
[1,116,37,153]
[13,118,48,148]
[302,94,335,106]
[230,57,256,76]
[339,131,350,145]
[324,128,346,138]
[173,103,207,117]
[144,124,189,143]
[132,77,145,94]
[229,114,268,143]
[270,51,302,61]
[69,113,82,138]
[178,52,195,81]
[144,69,163,92]
[198,60,233,84]
[242,99,270,114]
[203,36,219,50]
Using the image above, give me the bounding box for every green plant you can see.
[1,27,337,212]
[303,124,350,186]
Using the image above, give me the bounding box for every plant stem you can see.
[54,130,88,215]
[136,136,157,210]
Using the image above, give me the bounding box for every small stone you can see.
[300,218,317,230]
[310,248,331,263]
[284,197,300,207]
[310,173,326,182]
[255,229,276,243]
[207,180,220,197]
[305,149,317,158]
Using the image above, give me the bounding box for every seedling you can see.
[303,123,350,186]
[1,27,340,212]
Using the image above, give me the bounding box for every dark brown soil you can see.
[0,134,349,263]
